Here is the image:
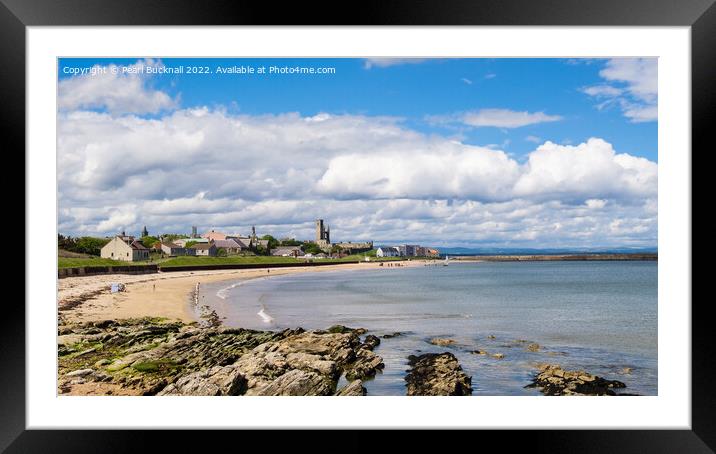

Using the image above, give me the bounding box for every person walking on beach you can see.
[153,283,155,292]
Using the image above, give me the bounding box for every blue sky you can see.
[57,58,657,248]
[59,58,657,162]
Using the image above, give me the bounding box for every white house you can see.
[101,236,150,262]
[376,247,400,257]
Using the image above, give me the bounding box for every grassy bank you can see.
[158,254,404,268]
[58,253,408,270]
[159,256,307,267]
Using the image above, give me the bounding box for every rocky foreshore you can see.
[58,318,383,396]
[58,318,634,396]
[405,352,473,396]
[525,364,629,396]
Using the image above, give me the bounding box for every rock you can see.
[285,352,337,377]
[158,364,247,396]
[470,350,487,355]
[335,380,366,396]
[58,326,74,336]
[526,364,628,396]
[382,332,403,339]
[251,369,334,396]
[491,353,504,359]
[106,359,131,372]
[361,335,381,351]
[93,320,116,329]
[429,338,455,347]
[487,335,496,339]
[197,306,222,328]
[59,318,379,397]
[66,368,94,377]
[95,372,113,382]
[405,352,472,396]
[326,325,364,335]
[259,331,359,365]
[345,348,384,381]
[225,329,382,395]
[526,343,540,352]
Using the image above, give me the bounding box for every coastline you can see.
[57,259,652,397]
[58,260,426,325]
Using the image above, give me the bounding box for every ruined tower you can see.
[315,219,331,252]
[315,219,325,242]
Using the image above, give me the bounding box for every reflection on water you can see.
[202,261,657,396]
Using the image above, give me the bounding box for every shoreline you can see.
[57,260,651,397]
[58,260,426,325]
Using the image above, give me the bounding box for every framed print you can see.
[6,0,711,450]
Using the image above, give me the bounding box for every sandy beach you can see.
[58,260,426,324]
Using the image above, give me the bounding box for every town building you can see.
[190,242,217,256]
[397,244,419,257]
[271,246,305,257]
[174,237,210,247]
[202,230,227,241]
[227,236,252,250]
[101,235,150,262]
[378,244,439,257]
[213,239,243,254]
[160,241,187,256]
[376,247,400,257]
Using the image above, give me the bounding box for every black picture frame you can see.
[5,0,709,451]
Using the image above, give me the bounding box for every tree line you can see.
[58,234,110,256]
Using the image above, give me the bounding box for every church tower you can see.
[315,219,325,241]
[315,219,331,252]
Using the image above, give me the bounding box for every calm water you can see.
[201,261,657,396]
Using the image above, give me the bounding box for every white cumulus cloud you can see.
[58,59,178,115]
[513,138,657,200]
[57,103,656,247]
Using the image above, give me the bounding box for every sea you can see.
[200,261,657,396]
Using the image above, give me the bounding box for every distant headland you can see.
[452,253,657,262]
